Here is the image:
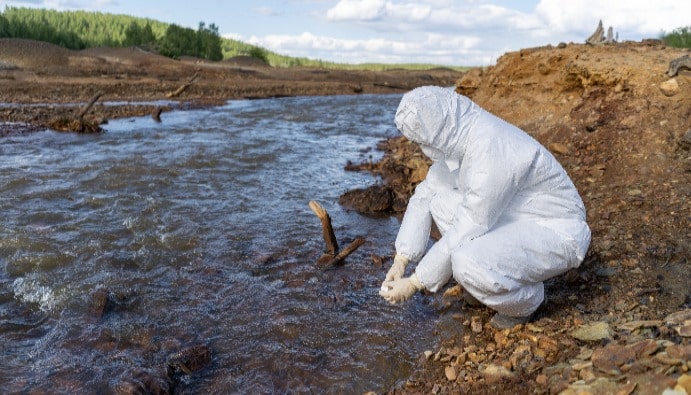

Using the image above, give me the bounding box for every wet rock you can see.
[338,184,393,213]
[571,321,612,341]
[166,344,212,376]
[88,287,111,320]
[113,368,170,395]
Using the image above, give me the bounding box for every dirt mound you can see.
[0,38,72,69]
[224,55,270,68]
[80,47,180,68]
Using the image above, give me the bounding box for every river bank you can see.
[0,38,460,135]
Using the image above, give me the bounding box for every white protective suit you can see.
[394,86,591,317]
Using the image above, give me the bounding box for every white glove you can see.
[384,253,409,282]
[379,273,425,304]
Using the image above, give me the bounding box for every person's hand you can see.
[384,253,409,282]
[379,273,424,304]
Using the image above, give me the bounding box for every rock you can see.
[509,344,532,372]
[445,365,457,381]
[591,344,635,375]
[166,344,212,376]
[665,309,691,337]
[338,184,393,213]
[659,78,680,97]
[665,309,691,325]
[571,321,612,341]
[615,381,637,395]
[667,54,691,77]
[680,129,691,150]
[113,367,171,395]
[88,287,112,320]
[535,374,548,386]
[617,320,663,332]
[549,142,570,155]
[677,374,691,394]
[482,363,514,385]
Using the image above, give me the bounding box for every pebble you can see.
[659,78,680,96]
[571,321,612,341]
[445,365,457,381]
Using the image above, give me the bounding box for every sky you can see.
[1,0,690,66]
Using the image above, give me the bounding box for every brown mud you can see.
[1,37,690,394]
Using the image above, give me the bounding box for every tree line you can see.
[0,6,223,61]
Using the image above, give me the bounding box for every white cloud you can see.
[326,0,388,21]
[535,0,691,38]
[2,0,117,10]
[254,6,282,17]
[241,30,485,65]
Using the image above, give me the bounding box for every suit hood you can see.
[394,86,478,167]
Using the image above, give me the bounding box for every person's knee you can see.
[451,250,502,295]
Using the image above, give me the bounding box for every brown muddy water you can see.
[0,94,448,394]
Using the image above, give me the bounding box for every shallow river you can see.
[0,94,450,393]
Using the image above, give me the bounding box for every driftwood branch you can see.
[318,237,366,270]
[308,200,365,269]
[373,82,407,90]
[48,91,103,133]
[77,92,102,120]
[166,72,200,98]
[152,106,163,122]
[308,200,338,255]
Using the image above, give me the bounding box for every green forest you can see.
[1,6,688,69]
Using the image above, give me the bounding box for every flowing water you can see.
[0,94,446,394]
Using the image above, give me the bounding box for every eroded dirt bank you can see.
[346,41,690,394]
[0,38,461,134]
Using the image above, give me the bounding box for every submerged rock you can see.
[166,344,212,376]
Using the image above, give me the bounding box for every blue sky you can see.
[1,0,690,66]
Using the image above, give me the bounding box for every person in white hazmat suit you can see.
[379,86,591,329]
